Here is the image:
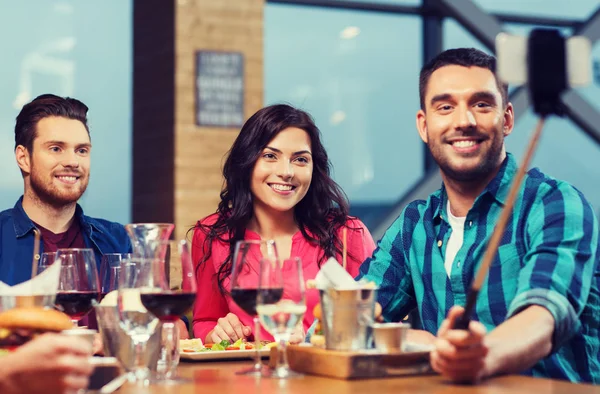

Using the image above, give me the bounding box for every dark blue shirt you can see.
[0,197,132,285]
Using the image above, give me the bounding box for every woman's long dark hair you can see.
[194,104,354,294]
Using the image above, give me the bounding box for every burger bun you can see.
[0,307,73,332]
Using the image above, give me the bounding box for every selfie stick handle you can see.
[454,117,546,330]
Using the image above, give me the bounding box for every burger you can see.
[0,307,73,351]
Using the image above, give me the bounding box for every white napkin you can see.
[314,257,361,290]
[0,260,61,295]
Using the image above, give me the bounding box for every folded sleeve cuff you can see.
[507,288,580,352]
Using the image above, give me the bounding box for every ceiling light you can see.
[330,110,346,125]
[340,26,360,40]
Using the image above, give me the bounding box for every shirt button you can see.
[34,254,40,260]
[457,261,461,268]
[469,221,473,227]
[437,240,443,247]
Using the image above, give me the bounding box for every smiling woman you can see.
[189,104,376,345]
[250,127,313,217]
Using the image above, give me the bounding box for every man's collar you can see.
[13,196,101,236]
[481,153,517,206]
[12,196,36,238]
[74,204,104,234]
[431,153,518,219]
[431,186,447,223]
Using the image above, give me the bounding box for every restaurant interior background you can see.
[0,0,599,242]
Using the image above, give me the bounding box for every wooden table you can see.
[119,361,600,394]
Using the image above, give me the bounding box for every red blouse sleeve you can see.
[191,222,230,341]
[344,218,376,278]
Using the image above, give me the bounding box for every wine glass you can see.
[230,239,279,376]
[257,257,305,378]
[139,240,197,384]
[55,248,100,326]
[37,252,57,274]
[100,253,130,300]
[117,257,160,385]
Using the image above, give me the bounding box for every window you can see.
[580,42,600,113]
[472,0,599,20]
[265,4,423,227]
[330,0,420,4]
[0,0,132,222]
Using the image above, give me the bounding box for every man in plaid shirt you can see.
[357,48,600,383]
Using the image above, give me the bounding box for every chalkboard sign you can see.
[195,51,244,128]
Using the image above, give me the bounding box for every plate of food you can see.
[180,338,275,361]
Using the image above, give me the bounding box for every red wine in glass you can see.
[229,240,279,376]
[55,248,101,325]
[230,288,283,316]
[140,292,196,322]
[55,291,100,321]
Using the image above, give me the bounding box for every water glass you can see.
[257,257,305,378]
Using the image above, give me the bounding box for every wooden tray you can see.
[269,344,433,379]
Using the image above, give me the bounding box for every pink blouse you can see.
[191,214,376,342]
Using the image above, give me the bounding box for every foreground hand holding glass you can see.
[257,257,306,378]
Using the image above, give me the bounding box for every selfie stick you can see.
[454,117,545,329]
[454,29,568,330]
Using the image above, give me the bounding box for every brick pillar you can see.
[132,0,264,245]
[174,0,264,242]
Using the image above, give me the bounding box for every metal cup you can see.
[319,288,377,351]
[94,305,162,372]
[372,322,410,352]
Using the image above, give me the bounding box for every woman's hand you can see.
[208,313,252,343]
[177,319,190,339]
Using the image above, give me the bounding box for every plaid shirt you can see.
[358,153,600,383]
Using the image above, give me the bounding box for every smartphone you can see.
[495,31,592,88]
